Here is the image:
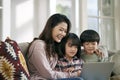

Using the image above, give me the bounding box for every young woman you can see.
[27,13,81,80]
[55,33,84,80]
[80,29,108,62]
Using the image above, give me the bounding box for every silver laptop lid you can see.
[80,62,114,80]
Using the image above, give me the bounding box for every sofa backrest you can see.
[18,42,29,57]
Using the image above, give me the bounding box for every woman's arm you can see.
[28,40,78,79]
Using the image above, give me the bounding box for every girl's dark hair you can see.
[29,13,71,58]
[80,29,100,45]
[58,33,81,58]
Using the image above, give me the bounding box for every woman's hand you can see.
[94,49,104,58]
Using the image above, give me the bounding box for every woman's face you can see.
[83,41,98,54]
[52,22,68,43]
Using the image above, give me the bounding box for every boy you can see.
[80,29,108,62]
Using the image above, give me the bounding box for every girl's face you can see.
[65,40,78,59]
[52,22,68,43]
[83,42,98,54]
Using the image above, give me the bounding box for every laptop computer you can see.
[80,62,114,80]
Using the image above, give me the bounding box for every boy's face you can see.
[83,41,98,54]
[65,40,78,59]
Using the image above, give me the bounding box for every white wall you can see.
[10,0,49,43]
[114,0,120,50]
[1,0,11,40]
[1,0,120,50]
[11,0,34,42]
[33,0,49,37]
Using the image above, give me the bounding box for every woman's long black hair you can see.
[28,13,71,59]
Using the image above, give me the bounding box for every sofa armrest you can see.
[109,50,120,78]
[110,75,120,80]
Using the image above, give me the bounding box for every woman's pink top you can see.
[27,40,78,80]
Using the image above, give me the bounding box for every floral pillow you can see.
[0,38,29,80]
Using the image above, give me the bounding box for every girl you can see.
[55,33,84,80]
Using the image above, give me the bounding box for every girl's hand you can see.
[77,70,81,76]
[63,67,75,72]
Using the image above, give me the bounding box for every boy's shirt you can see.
[81,49,108,62]
[81,51,101,62]
[55,56,84,72]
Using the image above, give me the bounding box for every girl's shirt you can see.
[55,56,84,72]
[27,40,79,80]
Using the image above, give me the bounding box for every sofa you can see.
[109,50,120,80]
[18,42,120,80]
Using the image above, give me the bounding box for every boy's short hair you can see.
[80,29,100,44]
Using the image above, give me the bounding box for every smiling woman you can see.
[26,13,83,80]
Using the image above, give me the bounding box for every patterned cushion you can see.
[0,38,29,80]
